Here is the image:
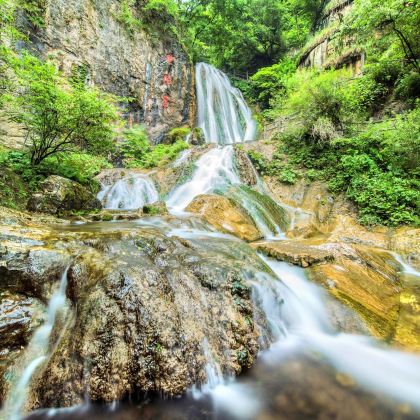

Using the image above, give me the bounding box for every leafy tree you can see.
[340,0,420,71]
[2,52,120,165]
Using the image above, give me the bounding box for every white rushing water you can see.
[196,63,256,144]
[166,146,240,212]
[3,268,70,420]
[253,256,420,411]
[98,174,159,210]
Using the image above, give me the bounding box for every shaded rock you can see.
[143,201,168,216]
[190,127,206,145]
[0,246,71,300]
[233,147,258,186]
[252,241,334,267]
[27,176,101,215]
[186,194,263,241]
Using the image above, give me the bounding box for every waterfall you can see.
[98,174,159,210]
[3,268,70,420]
[196,63,257,144]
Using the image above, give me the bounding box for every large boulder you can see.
[27,176,101,215]
[186,194,263,242]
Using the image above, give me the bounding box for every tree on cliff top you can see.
[1,52,120,165]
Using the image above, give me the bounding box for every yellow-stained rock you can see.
[186,194,263,242]
[308,245,402,342]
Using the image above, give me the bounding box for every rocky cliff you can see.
[7,0,195,146]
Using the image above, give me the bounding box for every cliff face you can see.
[26,0,195,143]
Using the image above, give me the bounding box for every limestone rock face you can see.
[186,194,263,242]
[37,0,194,143]
[27,176,101,215]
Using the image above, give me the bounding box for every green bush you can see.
[116,0,142,35]
[121,125,189,168]
[395,72,420,102]
[165,126,191,144]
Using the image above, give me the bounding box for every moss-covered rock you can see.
[27,175,101,215]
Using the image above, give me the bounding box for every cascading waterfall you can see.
[2,268,70,420]
[166,146,240,212]
[98,174,159,210]
[196,62,256,144]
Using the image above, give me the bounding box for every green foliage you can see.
[395,72,420,102]
[339,0,420,71]
[276,106,420,226]
[249,58,295,109]
[116,0,142,35]
[1,51,120,165]
[121,125,189,168]
[179,0,323,73]
[247,150,269,174]
[41,153,112,187]
[0,148,111,195]
[20,0,47,29]
[165,126,191,144]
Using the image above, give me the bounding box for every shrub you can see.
[121,125,189,168]
[165,126,191,144]
[395,72,420,102]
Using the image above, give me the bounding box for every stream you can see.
[3,63,420,420]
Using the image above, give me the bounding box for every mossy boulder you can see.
[27,175,101,215]
[163,126,191,144]
[143,201,168,216]
[190,127,206,145]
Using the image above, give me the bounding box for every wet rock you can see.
[190,127,206,145]
[143,201,168,216]
[252,240,334,267]
[234,147,258,186]
[14,225,263,409]
[390,227,420,270]
[0,292,44,402]
[0,246,71,300]
[27,176,101,215]
[186,194,263,242]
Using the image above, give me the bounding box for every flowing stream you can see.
[3,268,70,420]
[7,63,420,420]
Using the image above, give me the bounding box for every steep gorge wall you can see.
[1,0,195,148]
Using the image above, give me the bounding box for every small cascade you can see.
[3,268,70,420]
[254,256,420,410]
[196,63,256,144]
[166,146,240,212]
[98,174,159,210]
